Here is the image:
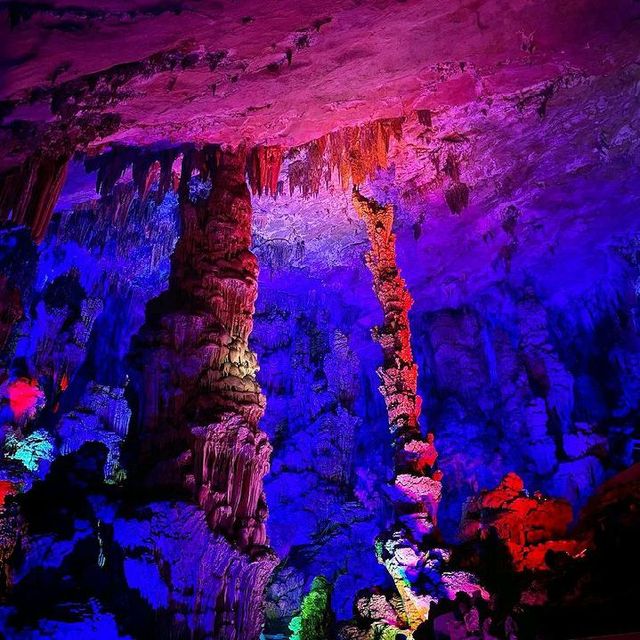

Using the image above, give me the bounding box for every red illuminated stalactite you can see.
[247,145,284,197]
[0,155,69,243]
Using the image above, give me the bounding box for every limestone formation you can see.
[129,146,276,638]
[352,189,486,636]
[0,155,69,243]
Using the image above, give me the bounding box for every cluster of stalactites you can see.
[0,155,69,243]
[288,118,403,197]
[246,117,403,199]
[87,142,277,202]
[83,116,403,207]
[85,144,221,205]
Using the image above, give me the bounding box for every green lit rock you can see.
[289,576,335,640]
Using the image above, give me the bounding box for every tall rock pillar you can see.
[129,146,276,639]
[352,189,485,634]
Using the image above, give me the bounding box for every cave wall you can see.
[252,224,640,630]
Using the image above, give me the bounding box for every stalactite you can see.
[131,155,155,201]
[444,181,470,215]
[89,152,130,198]
[247,145,284,197]
[0,155,69,243]
[351,189,486,635]
[128,145,276,640]
[108,183,137,226]
[156,150,177,203]
[85,146,182,204]
[286,118,403,197]
[288,138,327,197]
[442,153,470,215]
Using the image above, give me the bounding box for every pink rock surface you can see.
[1,0,638,167]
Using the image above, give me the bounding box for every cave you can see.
[0,2,639,639]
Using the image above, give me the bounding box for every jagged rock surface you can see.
[460,473,581,572]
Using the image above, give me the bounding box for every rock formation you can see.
[128,146,276,638]
[350,189,485,637]
[289,576,335,640]
[0,2,639,638]
[460,472,581,572]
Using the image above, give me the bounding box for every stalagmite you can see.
[129,146,276,639]
[352,189,486,636]
[351,192,420,448]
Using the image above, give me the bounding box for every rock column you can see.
[352,190,485,633]
[130,146,276,639]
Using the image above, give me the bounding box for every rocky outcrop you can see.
[57,382,130,482]
[460,473,581,572]
[129,146,276,638]
[114,501,274,640]
[289,575,335,640]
